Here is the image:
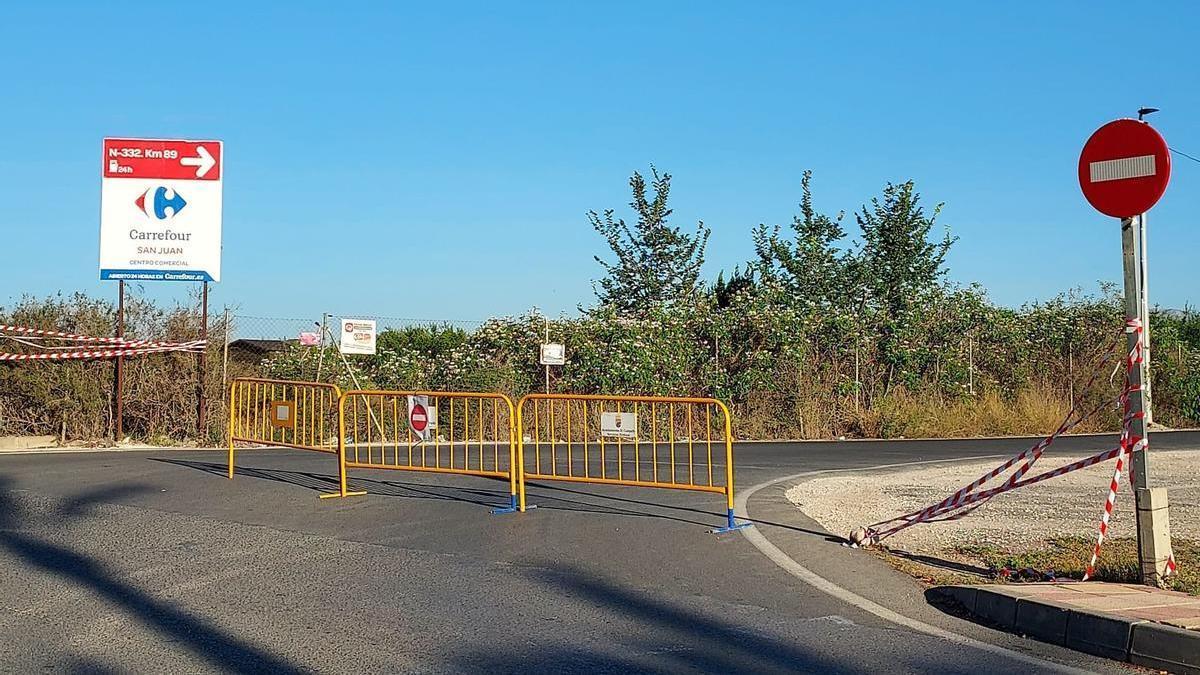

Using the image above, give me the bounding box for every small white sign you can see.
[600,412,637,440]
[339,319,377,355]
[540,343,565,366]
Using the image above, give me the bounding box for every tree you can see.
[711,265,757,309]
[856,180,955,320]
[854,180,956,387]
[589,166,711,314]
[751,171,850,310]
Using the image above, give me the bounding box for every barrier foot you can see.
[319,490,368,499]
[711,509,750,534]
[491,495,533,514]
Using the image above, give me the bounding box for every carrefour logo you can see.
[134,186,187,220]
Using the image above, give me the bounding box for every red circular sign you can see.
[1078,119,1170,218]
[409,404,428,432]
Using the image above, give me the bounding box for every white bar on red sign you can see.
[1089,155,1156,183]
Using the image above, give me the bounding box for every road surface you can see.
[3,432,1195,672]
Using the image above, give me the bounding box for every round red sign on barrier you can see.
[1078,119,1171,218]
[410,404,428,432]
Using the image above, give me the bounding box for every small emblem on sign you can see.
[135,186,187,220]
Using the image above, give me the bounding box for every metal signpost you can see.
[539,318,564,394]
[100,137,224,438]
[1078,114,1173,585]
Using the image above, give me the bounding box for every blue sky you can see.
[1,2,1197,321]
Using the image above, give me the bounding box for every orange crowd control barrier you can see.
[516,394,748,532]
[226,378,358,498]
[335,390,523,512]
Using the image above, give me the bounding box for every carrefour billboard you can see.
[99,137,223,282]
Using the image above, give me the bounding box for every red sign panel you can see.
[103,138,222,181]
[410,404,429,432]
[1078,119,1170,218]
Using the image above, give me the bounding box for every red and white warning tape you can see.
[864,332,1127,542]
[0,342,206,361]
[1083,319,1174,581]
[864,317,1179,581]
[0,324,197,349]
[0,324,206,361]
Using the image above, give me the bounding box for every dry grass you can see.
[734,387,1117,440]
[871,389,1113,438]
[955,536,1200,596]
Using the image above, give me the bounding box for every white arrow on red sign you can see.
[180,145,216,178]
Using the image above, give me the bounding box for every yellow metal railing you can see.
[335,390,523,512]
[227,378,351,497]
[516,394,747,531]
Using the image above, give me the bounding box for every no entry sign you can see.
[410,404,428,432]
[407,395,432,440]
[100,137,224,282]
[1078,119,1171,218]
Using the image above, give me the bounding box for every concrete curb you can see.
[933,586,1200,674]
[0,445,221,455]
[0,435,57,450]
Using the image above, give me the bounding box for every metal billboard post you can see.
[197,281,209,438]
[114,280,125,443]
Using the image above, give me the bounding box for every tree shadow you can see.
[442,563,849,674]
[0,476,305,674]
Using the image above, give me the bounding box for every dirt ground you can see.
[787,450,1199,555]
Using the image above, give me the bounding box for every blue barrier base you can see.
[711,508,750,534]
[491,495,535,514]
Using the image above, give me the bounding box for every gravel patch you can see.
[787,451,1199,555]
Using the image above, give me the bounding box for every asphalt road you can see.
[2,431,1195,673]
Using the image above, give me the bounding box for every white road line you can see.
[735,456,1098,675]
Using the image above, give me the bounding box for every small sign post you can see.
[1078,114,1173,585]
[539,318,565,394]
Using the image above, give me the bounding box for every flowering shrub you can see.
[252,288,1200,439]
[5,288,1197,443]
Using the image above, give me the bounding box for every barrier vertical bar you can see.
[320,392,365,499]
[490,394,523,514]
[616,401,623,481]
[227,380,237,478]
[598,401,607,479]
[565,400,573,477]
[634,401,641,481]
[515,400,525,511]
[581,400,590,477]
[449,397,455,469]
[687,405,695,485]
[712,400,747,533]
[652,398,662,482]
[393,398,400,465]
[668,404,676,484]
[492,400,500,472]
[705,405,714,486]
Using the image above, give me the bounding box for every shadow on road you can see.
[445,562,858,674]
[890,549,992,578]
[159,457,838,538]
[0,476,304,674]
